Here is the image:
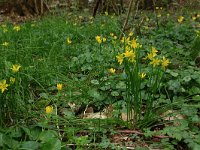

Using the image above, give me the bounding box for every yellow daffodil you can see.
[129,32,133,37]
[105,11,108,16]
[192,16,196,21]
[95,35,102,44]
[116,53,124,65]
[130,39,139,49]
[109,68,116,74]
[178,16,184,23]
[161,56,170,69]
[95,36,106,44]
[150,58,160,67]
[57,83,63,91]
[13,25,21,31]
[2,42,9,47]
[120,37,130,44]
[11,64,21,73]
[144,53,156,60]
[0,80,9,93]
[110,33,114,37]
[152,47,158,54]
[123,50,135,59]
[102,37,106,42]
[140,72,146,79]
[10,77,15,84]
[45,105,53,114]
[66,38,72,44]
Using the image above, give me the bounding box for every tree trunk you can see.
[12,0,49,16]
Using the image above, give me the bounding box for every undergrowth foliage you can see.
[0,10,199,149]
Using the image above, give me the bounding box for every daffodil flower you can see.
[0,80,9,93]
[57,83,63,91]
[109,68,116,74]
[11,64,21,73]
[46,105,53,114]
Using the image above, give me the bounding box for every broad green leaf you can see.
[90,79,99,85]
[41,138,61,150]
[111,91,119,96]
[20,141,40,150]
[39,130,58,142]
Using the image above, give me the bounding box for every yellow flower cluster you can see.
[2,42,9,47]
[178,16,184,23]
[108,68,116,74]
[13,25,21,32]
[0,64,21,94]
[144,47,170,69]
[95,35,106,44]
[116,37,170,69]
[110,33,117,40]
[116,36,141,65]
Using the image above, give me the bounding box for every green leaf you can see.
[0,133,3,147]
[39,93,49,99]
[22,126,41,141]
[39,130,58,142]
[166,70,179,77]
[116,81,126,90]
[90,79,99,85]
[41,138,61,150]
[2,134,19,149]
[88,89,103,100]
[20,141,40,150]
[182,76,191,82]
[111,91,119,97]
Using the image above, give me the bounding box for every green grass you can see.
[0,10,200,149]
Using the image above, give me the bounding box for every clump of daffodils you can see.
[114,34,171,124]
[116,35,170,76]
[116,36,141,65]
